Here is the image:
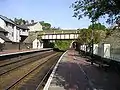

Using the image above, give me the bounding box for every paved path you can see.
[45,50,120,90]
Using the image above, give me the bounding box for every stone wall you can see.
[3,42,32,50]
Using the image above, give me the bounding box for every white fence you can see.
[80,44,110,58]
[80,43,120,62]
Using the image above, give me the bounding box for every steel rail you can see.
[5,53,58,90]
[0,51,52,67]
[35,54,60,90]
[0,51,55,76]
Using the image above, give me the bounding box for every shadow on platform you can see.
[51,58,120,90]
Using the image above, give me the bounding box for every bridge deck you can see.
[44,49,120,90]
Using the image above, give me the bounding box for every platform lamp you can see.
[91,1,95,65]
[91,20,94,65]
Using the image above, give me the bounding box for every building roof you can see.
[17,25,29,30]
[23,33,36,43]
[24,32,42,43]
[0,15,15,25]
[26,22,37,26]
[0,27,8,33]
[0,15,29,30]
[0,33,11,42]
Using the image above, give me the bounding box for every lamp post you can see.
[90,0,96,65]
[91,20,94,65]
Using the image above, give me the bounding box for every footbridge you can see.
[40,30,80,40]
[29,30,80,48]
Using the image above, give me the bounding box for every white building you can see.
[0,15,29,43]
[27,22,43,32]
[24,32,43,49]
[23,22,43,49]
[17,25,29,42]
[0,27,11,43]
[32,38,43,49]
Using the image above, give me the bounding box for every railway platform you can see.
[0,49,30,54]
[44,50,120,90]
[0,48,52,57]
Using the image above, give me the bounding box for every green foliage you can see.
[105,29,112,38]
[14,18,26,25]
[37,31,44,40]
[77,29,91,44]
[88,23,106,30]
[71,0,120,23]
[49,42,55,48]
[40,21,51,30]
[77,29,106,44]
[14,18,52,30]
[54,40,72,50]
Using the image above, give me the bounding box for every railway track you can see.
[0,50,53,67]
[0,52,62,90]
[6,53,62,90]
[0,51,44,64]
[36,54,62,90]
[0,51,55,76]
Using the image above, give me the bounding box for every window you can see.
[12,25,14,29]
[6,22,8,27]
[17,27,20,30]
[23,29,25,32]
[12,32,14,37]
[4,33,8,36]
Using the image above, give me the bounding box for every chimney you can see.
[31,20,34,24]
[26,20,29,24]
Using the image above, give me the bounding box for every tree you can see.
[71,0,120,24]
[14,18,27,25]
[40,21,51,30]
[77,29,106,44]
[88,23,106,30]
[54,40,72,50]
[77,29,91,44]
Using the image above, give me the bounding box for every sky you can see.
[0,0,109,29]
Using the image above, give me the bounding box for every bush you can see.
[54,40,72,51]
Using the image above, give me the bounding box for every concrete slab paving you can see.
[44,50,120,90]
